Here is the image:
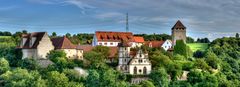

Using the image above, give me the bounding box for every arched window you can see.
[134,67,137,74]
[143,67,147,74]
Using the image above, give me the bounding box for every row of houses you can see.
[17,20,187,84]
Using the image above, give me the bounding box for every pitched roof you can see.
[20,32,46,49]
[109,47,118,58]
[77,45,94,52]
[145,41,164,48]
[172,20,186,29]
[51,36,76,49]
[95,31,134,42]
[133,36,145,43]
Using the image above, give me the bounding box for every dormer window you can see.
[30,37,36,47]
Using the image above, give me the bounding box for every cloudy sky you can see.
[0,0,240,40]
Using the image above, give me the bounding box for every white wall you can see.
[161,40,172,51]
[37,33,54,59]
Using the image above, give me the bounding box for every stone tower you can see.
[172,20,186,45]
[117,41,131,73]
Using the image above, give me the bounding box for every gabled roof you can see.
[145,41,164,48]
[95,31,134,42]
[77,45,94,52]
[133,36,145,43]
[20,32,46,49]
[51,36,76,49]
[172,20,186,29]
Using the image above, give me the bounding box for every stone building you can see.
[51,36,84,60]
[19,32,54,59]
[18,32,83,60]
[172,20,186,45]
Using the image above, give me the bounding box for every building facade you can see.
[19,32,55,59]
[172,20,186,45]
[19,32,83,60]
[117,42,152,75]
[145,39,172,51]
[92,31,144,47]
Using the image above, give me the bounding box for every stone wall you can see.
[37,33,54,59]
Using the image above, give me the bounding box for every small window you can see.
[104,43,107,45]
[110,43,113,45]
[99,43,102,45]
[139,69,142,73]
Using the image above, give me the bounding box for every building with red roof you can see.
[145,40,172,51]
[92,31,144,47]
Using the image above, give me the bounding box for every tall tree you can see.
[52,32,57,37]
[0,58,10,74]
[236,33,239,38]
[149,67,169,87]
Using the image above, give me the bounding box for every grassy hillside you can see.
[187,43,209,52]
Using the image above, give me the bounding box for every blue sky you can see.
[0,0,240,40]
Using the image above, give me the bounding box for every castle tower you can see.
[172,20,186,45]
[117,41,131,73]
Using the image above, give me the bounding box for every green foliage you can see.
[204,50,219,69]
[0,68,47,87]
[174,40,188,58]
[196,38,210,43]
[0,58,10,74]
[236,33,239,38]
[139,80,155,87]
[149,67,169,87]
[187,70,204,84]
[92,45,110,58]
[84,51,105,68]
[134,33,171,41]
[46,71,69,87]
[48,50,67,62]
[21,58,39,70]
[194,59,210,71]
[193,50,204,58]
[186,37,195,43]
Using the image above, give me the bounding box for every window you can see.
[139,69,142,73]
[134,67,137,74]
[138,59,142,63]
[140,54,142,57]
[110,43,113,45]
[143,67,147,74]
[99,43,102,45]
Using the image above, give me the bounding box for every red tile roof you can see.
[145,41,164,48]
[172,20,186,29]
[133,36,145,43]
[51,36,76,49]
[77,45,94,52]
[109,47,118,58]
[19,32,46,49]
[95,31,134,42]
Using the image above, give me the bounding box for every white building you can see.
[145,39,173,51]
[92,31,144,47]
[117,41,151,75]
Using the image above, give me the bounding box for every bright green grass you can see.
[0,36,11,38]
[187,43,209,52]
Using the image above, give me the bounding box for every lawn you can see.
[187,43,209,52]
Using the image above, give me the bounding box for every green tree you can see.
[174,40,187,58]
[84,51,105,68]
[149,67,169,87]
[48,50,67,62]
[187,70,204,84]
[21,58,39,70]
[66,33,71,38]
[187,37,195,43]
[46,71,69,87]
[0,68,46,87]
[140,80,155,87]
[0,58,10,74]
[205,50,219,69]
[235,33,239,38]
[52,32,57,37]
[92,45,110,58]
[86,70,100,87]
